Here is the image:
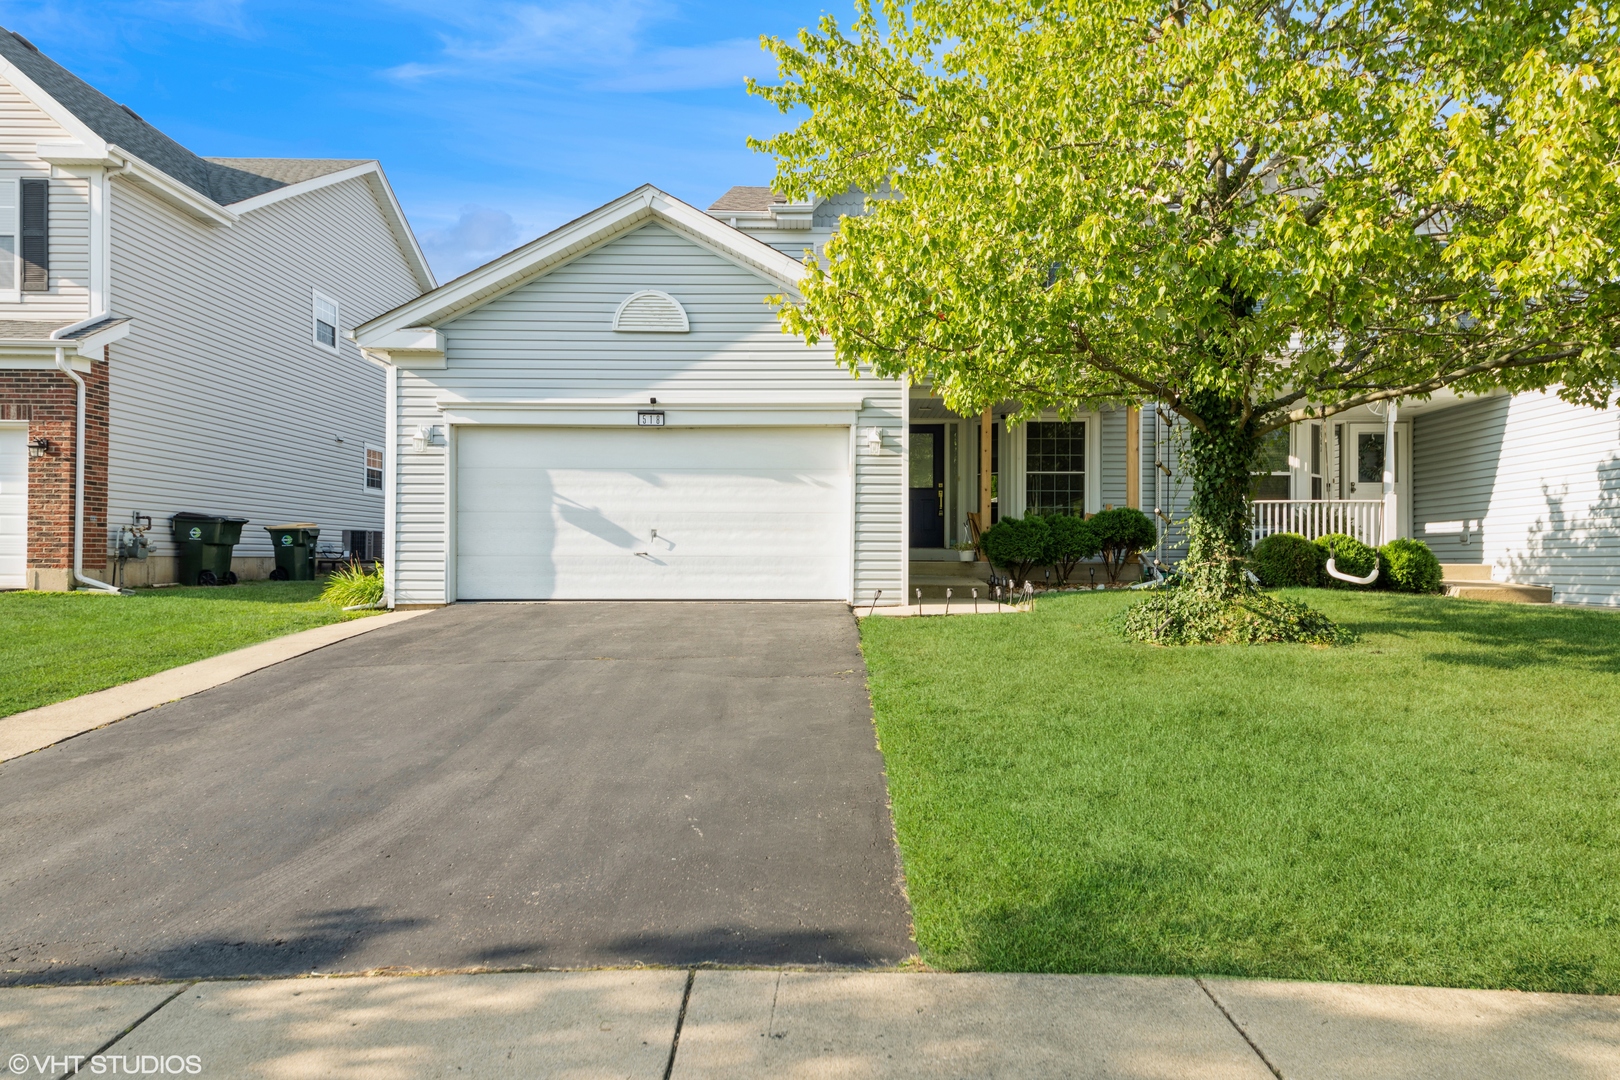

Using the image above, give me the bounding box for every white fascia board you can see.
[0,57,107,151]
[437,394,870,429]
[107,147,237,226]
[36,140,109,166]
[357,327,446,369]
[0,348,93,371]
[356,184,809,345]
[230,162,436,292]
[66,319,132,358]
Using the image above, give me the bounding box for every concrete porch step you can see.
[1443,580,1553,604]
[1439,564,1494,581]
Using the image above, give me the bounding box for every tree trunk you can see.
[1179,393,1262,599]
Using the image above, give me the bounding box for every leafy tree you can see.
[1088,507,1158,582]
[1046,513,1101,584]
[751,0,1620,613]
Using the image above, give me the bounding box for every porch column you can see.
[1125,406,1141,509]
[979,408,992,546]
[1382,403,1398,544]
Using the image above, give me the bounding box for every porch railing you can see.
[1249,500,1385,548]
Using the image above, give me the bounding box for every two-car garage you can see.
[453,425,853,600]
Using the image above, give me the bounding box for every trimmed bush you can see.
[1314,533,1379,588]
[1250,532,1324,588]
[981,515,1051,586]
[1046,514,1100,585]
[1380,537,1444,593]
[1089,507,1157,582]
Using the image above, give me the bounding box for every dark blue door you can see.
[909,425,945,548]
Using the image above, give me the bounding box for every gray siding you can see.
[107,175,422,558]
[1142,406,1192,565]
[392,222,904,605]
[1099,405,1127,508]
[1412,392,1620,605]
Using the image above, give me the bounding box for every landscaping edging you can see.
[0,610,426,762]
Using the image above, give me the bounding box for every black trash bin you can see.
[265,524,320,581]
[171,513,248,586]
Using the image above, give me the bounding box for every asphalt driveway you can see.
[0,603,914,985]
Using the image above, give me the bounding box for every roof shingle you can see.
[709,186,787,213]
[0,28,369,207]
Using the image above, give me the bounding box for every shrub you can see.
[1250,532,1324,588]
[1380,537,1444,593]
[1313,533,1379,588]
[1089,507,1157,583]
[321,561,385,608]
[981,515,1051,586]
[1045,514,1100,585]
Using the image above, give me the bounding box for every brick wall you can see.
[0,348,110,575]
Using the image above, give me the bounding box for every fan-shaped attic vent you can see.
[613,290,690,333]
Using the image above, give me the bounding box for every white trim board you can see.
[355,185,808,345]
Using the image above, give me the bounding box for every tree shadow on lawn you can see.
[1283,590,1620,673]
[946,858,1614,993]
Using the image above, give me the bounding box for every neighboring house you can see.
[0,28,433,591]
[357,180,1619,610]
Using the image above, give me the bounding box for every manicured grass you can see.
[0,581,364,718]
[860,589,1620,992]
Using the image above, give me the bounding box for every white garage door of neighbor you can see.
[455,426,852,600]
[0,427,26,590]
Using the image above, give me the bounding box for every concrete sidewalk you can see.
[1,971,1613,1079]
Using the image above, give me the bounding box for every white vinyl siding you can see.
[107,176,421,560]
[1412,392,1620,605]
[391,222,904,606]
[0,79,89,320]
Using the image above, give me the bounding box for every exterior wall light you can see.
[27,436,49,458]
[865,427,883,452]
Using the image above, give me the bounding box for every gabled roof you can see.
[709,186,786,212]
[0,26,434,290]
[356,185,808,346]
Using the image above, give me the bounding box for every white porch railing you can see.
[1249,500,1385,548]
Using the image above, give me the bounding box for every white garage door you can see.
[455,426,851,600]
[0,427,25,590]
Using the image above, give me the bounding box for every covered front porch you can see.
[905,388,1150,597]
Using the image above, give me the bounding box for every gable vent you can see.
[613,290,689,333]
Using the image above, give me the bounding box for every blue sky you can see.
[0,0,843,280]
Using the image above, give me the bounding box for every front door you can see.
[1343,422,1410,536]
[909,424,945,548]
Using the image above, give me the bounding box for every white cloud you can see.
[378,1,771,93]
[419,205,524,279]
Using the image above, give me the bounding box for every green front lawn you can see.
[860,589,1620,992]
[0,581,363,718]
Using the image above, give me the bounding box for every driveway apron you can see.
[0,603,915,984]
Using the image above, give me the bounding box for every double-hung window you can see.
[1024,421,1086,516]
[0,177,48,298]
[313,290,339,352]
[364,444,383,491]
[1250,428,1292,499]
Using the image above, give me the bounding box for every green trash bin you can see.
[171,512,248,586]
[265,524,320,581]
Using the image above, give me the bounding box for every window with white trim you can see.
[0,179,17,297]
[364,444,383,491]
[1024,421,1086,516]
[313,290,339,352]
[1250,428,1291,499]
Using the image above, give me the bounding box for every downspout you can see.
[54,346,121,594]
